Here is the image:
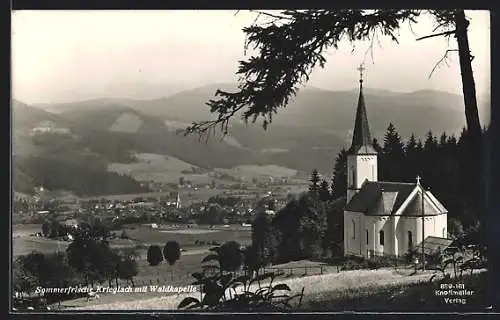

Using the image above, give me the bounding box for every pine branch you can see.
[416,30,456,41]
[428,49,459,79]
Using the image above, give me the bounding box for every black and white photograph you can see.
[11,9,494,313]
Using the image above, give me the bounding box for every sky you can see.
[11,10,491,104]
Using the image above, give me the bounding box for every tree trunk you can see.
[454,10,482,137]
[454,9,485,232]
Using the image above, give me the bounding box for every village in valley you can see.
[11,10,491,313]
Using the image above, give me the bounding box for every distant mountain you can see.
[14,83,490,196]
[11,101,149,196]
[35,83,485,140]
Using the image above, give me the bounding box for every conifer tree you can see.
[372,138,383,154]
[331,148,348,200]
[439,132,448,147]
[309,169,321,196]
[403,133,419,181]
[382,123,405,180]
[424,130,438,153]
[318,180,331,201]
[405,133,418,156]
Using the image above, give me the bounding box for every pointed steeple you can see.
[349,64,377,155]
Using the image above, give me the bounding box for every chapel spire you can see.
[349,64,377,155]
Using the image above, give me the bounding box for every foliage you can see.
[207,196,240,207]
[163,241,181,266]
[318,179,331,201]
[198,204,227,225]
[381,123,405,180]
[251,209,274,266]
[12,259,39,294]
[308,169,321,196]
[178,245,304,311]
[330,148,348,200]
[13,155,148,196]
[41,221,51,237]
[204,241,244,273]
[13,222,140,303]
[183,9,423,136]
[270,193,329,263]
[147,245,164,266]
[117,255,138,286]
[427,242,487,284]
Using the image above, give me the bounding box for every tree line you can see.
[13,155,149,196]
[13,225,138,304]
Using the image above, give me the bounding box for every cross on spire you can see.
[357,64,366,83]
[416,175,421,185]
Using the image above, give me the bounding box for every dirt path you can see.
[67,268,440,310]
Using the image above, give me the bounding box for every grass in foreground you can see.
[301,271,490,312]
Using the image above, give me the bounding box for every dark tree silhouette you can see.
[147,245,164,266]
[163,241,181,266]
[308,169,321,196]
[163,241,181,281]
[318,179,331,201]
[372,138,383,154]
[331,148,348,200]
[382,123,405,181]
[216,241,244,273]
[182,10,480,141]
[251,208,274,267]
[117,255,138,287]
[41,221,51,237]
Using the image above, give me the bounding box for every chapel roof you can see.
[345,180,448,216]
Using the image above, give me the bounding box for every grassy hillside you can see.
[11,102,149,196]
[13,156,149,196]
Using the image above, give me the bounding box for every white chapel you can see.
[343,65,448,258]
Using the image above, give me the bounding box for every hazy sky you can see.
[12,10,491,104]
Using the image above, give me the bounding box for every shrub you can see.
[178,245,304,311]
[163,241,181,266]
[147,245,163,266]
[366,256,395,270]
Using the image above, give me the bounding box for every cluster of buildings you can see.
[13,186,292,227]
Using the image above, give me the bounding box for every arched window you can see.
[379,230,384,246]
[351,169,356,188]
[352,220,356,239]
[366,229,369,245]
[443,227,446,238]
[371,165,375,180]
[408,231,413,249]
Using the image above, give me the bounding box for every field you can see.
[108,153,210,184]
[108,153,303,184]
[217,164,298,179]
[13,222,253,309]
[13,223,252,293]
[79,188,221,202]
[123,224,252,249]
